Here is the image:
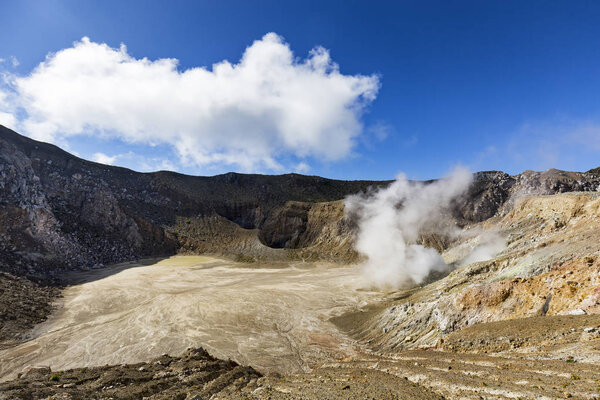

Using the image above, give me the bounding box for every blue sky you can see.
[1,0,599,180]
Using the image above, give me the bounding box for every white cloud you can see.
[294,162,311,174]
[366,121,392,141]
[92,151,177,172]
[92,152,117,165]
[467,118,600,174]
[0,56,20,68]
[506,119,600,172]
[0,111,16,129]
[0,88,16,129]
[0,34,380,172]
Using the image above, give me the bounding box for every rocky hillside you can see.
[0,124,390,280]
[0,125,390,344]
[3,124,600,280]
[333,192,600,361]
[2,124,600,347]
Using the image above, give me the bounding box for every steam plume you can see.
[345,167,473,290]
[458,231,506,267]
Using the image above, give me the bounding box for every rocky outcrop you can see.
[258,200,354,252]
[453,169,600,223]
[0,127,179,279]
[0,272,60,348]
[259,202,313,248]
[0,347,262,400]
[453,171,515,222]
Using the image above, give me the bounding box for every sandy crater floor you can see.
[0,256,380,381]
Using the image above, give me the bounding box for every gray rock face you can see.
[0,126,386,278]
[0,126,179,279]
[453,169,600,223]
[454,171,515,222]
[1,124,599,280]
[259,202,312,248]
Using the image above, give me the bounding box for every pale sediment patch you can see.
[0,256,380,381]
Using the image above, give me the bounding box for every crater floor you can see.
[0,256,380,381]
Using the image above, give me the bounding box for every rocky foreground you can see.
[0,347,261,400]
[3,321,600,400]
[0,347,444,400]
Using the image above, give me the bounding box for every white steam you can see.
[458,231,506,267]
[345,167,473,290]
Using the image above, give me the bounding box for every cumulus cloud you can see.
[0,34,380,172]
[346,167,473,290]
